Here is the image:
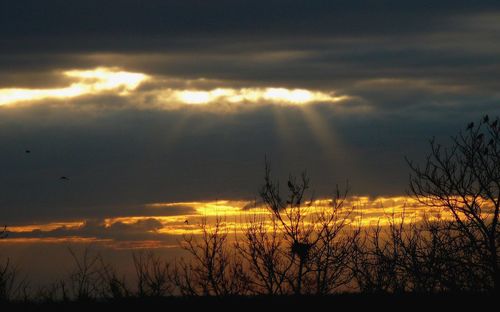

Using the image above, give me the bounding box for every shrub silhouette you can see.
[133,251,171,297]
[171,217,250,296]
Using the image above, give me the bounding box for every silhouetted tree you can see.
[67,247,101,301]
[259,160,354,295]
[235,215,292,295]
[172,217,249,296]
[308,189,357,294]
[97,256,129,299]
[133,251,171,297]
[0,258,23,301]
[408,116,500,293]
[351,215,408,294]
[259,162,316,295]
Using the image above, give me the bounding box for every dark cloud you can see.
[6,217,177,243]
[1,1,498,45]
[3,96,498,224]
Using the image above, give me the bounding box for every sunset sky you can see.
[1,0,500,268]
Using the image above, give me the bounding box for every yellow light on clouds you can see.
[174,87,346,105]
[1,196,470,246]
[177,90,213,105]
[0,67,149,106]
[64,68,147,92]
[0,66,346,108]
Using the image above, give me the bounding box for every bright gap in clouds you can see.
[172,88,346,105]
[0,67,346,107]
[0,67,149,106]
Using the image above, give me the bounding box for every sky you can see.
[1,0,500,249]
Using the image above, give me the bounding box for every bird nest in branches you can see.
[291,241,312,260]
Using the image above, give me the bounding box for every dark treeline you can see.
[0,117,499,304]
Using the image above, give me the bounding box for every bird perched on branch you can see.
[467,122,474,130]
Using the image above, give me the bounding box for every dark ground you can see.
[1,293,496,311]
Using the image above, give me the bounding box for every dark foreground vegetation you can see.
[1,117,500,307]
[1,293,497,311]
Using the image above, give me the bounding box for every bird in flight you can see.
[60,176,69,181]
[25,150,31,154]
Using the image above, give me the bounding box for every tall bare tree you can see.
[408,116,500,293]
[259,160,353,295]
[259,163,314,295]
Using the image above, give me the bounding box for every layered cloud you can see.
[0,67,347,109]
[3,197,455,248]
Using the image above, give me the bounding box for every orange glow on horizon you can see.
[2,196,463,245]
